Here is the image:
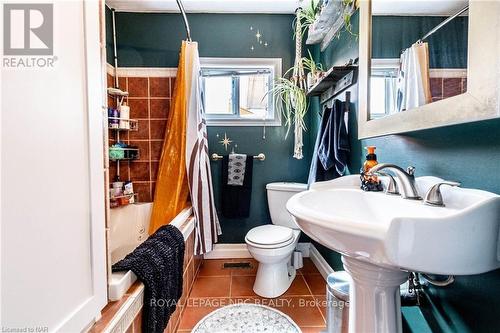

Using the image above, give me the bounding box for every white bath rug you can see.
[192,303,301,333]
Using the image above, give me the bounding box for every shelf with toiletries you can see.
[108,100,135,131]
[108,117,138,131]
[307,64,358,105]
[107,87,129,97]
[307,65,357,97]
[109,180,137,208]
[109,145,140,161]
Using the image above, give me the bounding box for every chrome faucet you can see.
[369,163,421,200]
[423,181,461,207]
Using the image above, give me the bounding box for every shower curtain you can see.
[184,41,221,254]
[150,41,220,255]
[397,42,432,112]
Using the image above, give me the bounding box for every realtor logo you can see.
[3,4,53,56]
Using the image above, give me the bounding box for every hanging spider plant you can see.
[267,77,308,140]
[302,50,324,87]
[294,0,321,37]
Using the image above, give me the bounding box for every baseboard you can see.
[309,243,335,280]
[204,242,312,259]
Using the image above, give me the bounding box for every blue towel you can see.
[308,99,350,187]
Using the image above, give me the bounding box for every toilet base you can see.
[253,257,296,298]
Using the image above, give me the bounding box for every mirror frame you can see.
[358,0,500,139]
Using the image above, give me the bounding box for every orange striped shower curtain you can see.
[150,41,220,254]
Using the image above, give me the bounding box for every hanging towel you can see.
[221,155,253,218]
[112,225,185,333]
[397,42,432,112]
[308,99,350,187]
[227,153,247,186]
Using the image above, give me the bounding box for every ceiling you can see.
[373,0,468,16]
[106,0,468,15]
[106,0,311,13]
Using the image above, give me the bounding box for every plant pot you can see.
[307,72,316,89]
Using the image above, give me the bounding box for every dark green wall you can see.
[372,16,468,68]
[106,9,311,242]
[310,9,500,333]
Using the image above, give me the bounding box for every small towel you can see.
[227,153,247,186]
[308,99,350,187]
[112,225,185,333]
[221,155,253,218]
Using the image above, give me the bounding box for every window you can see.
[200,58,281,126]
[370,59,399,119]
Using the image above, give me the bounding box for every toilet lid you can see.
[246,225,294,246]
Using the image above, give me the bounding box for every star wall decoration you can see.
[219,132,232,151]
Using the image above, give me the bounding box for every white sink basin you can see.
[287,175,500,333]
[287,175,500,275]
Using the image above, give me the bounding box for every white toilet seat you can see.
[245,225,294,249]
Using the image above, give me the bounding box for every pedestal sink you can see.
[287,175,500,333]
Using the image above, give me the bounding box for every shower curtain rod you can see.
[418,5,469,42]
[176,0,192,41]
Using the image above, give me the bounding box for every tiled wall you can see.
[92,225,202,333]
[430,76,467,103]
[107,72,176,202]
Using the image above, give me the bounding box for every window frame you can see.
[200,57,282,126]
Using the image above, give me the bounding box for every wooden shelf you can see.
[307,65,357,97]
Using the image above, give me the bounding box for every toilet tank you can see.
[267,182,307,229]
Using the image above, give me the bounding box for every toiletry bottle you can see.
[363,146,378,181]
[119,102,130,130]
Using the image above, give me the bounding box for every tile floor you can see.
[177,258,328,332]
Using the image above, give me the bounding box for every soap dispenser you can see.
[360,146,383,191]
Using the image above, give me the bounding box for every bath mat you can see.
[192,303,300,333]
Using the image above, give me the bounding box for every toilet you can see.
[245,182,307,298]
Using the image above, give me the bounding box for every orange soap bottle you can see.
[363,146,378,182]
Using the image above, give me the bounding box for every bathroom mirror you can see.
[358,0,500,139]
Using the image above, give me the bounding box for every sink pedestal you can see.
[342,256,408,333]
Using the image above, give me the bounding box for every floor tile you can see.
[197,259,231,277]
[270,296,326,327]
[282,275,311,296]
[299,258,321,275]
[177,298,231,330]
[189,276,231,298]
[304,274,327,295]
[313,294,328,321]
[231,275,258,297]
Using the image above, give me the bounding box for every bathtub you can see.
[108,203,194,301]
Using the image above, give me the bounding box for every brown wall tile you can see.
[129,161,151,181]
[134,182,152,202]
[129,141,150,162]
[150,77,170,98]
[129,119,150,140]
[128,99,149,119]
[151,161,159,182]
[108,74,175,203]
[128,77,148,97]
[151,141,163,161]
[150,119,167,140]
[443,78,462,98]
[430,77,443,98]
[150,99,170,119]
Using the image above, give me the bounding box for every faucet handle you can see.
[406,166,416,176]
[423,181,461,207]
[378,172,399,195]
